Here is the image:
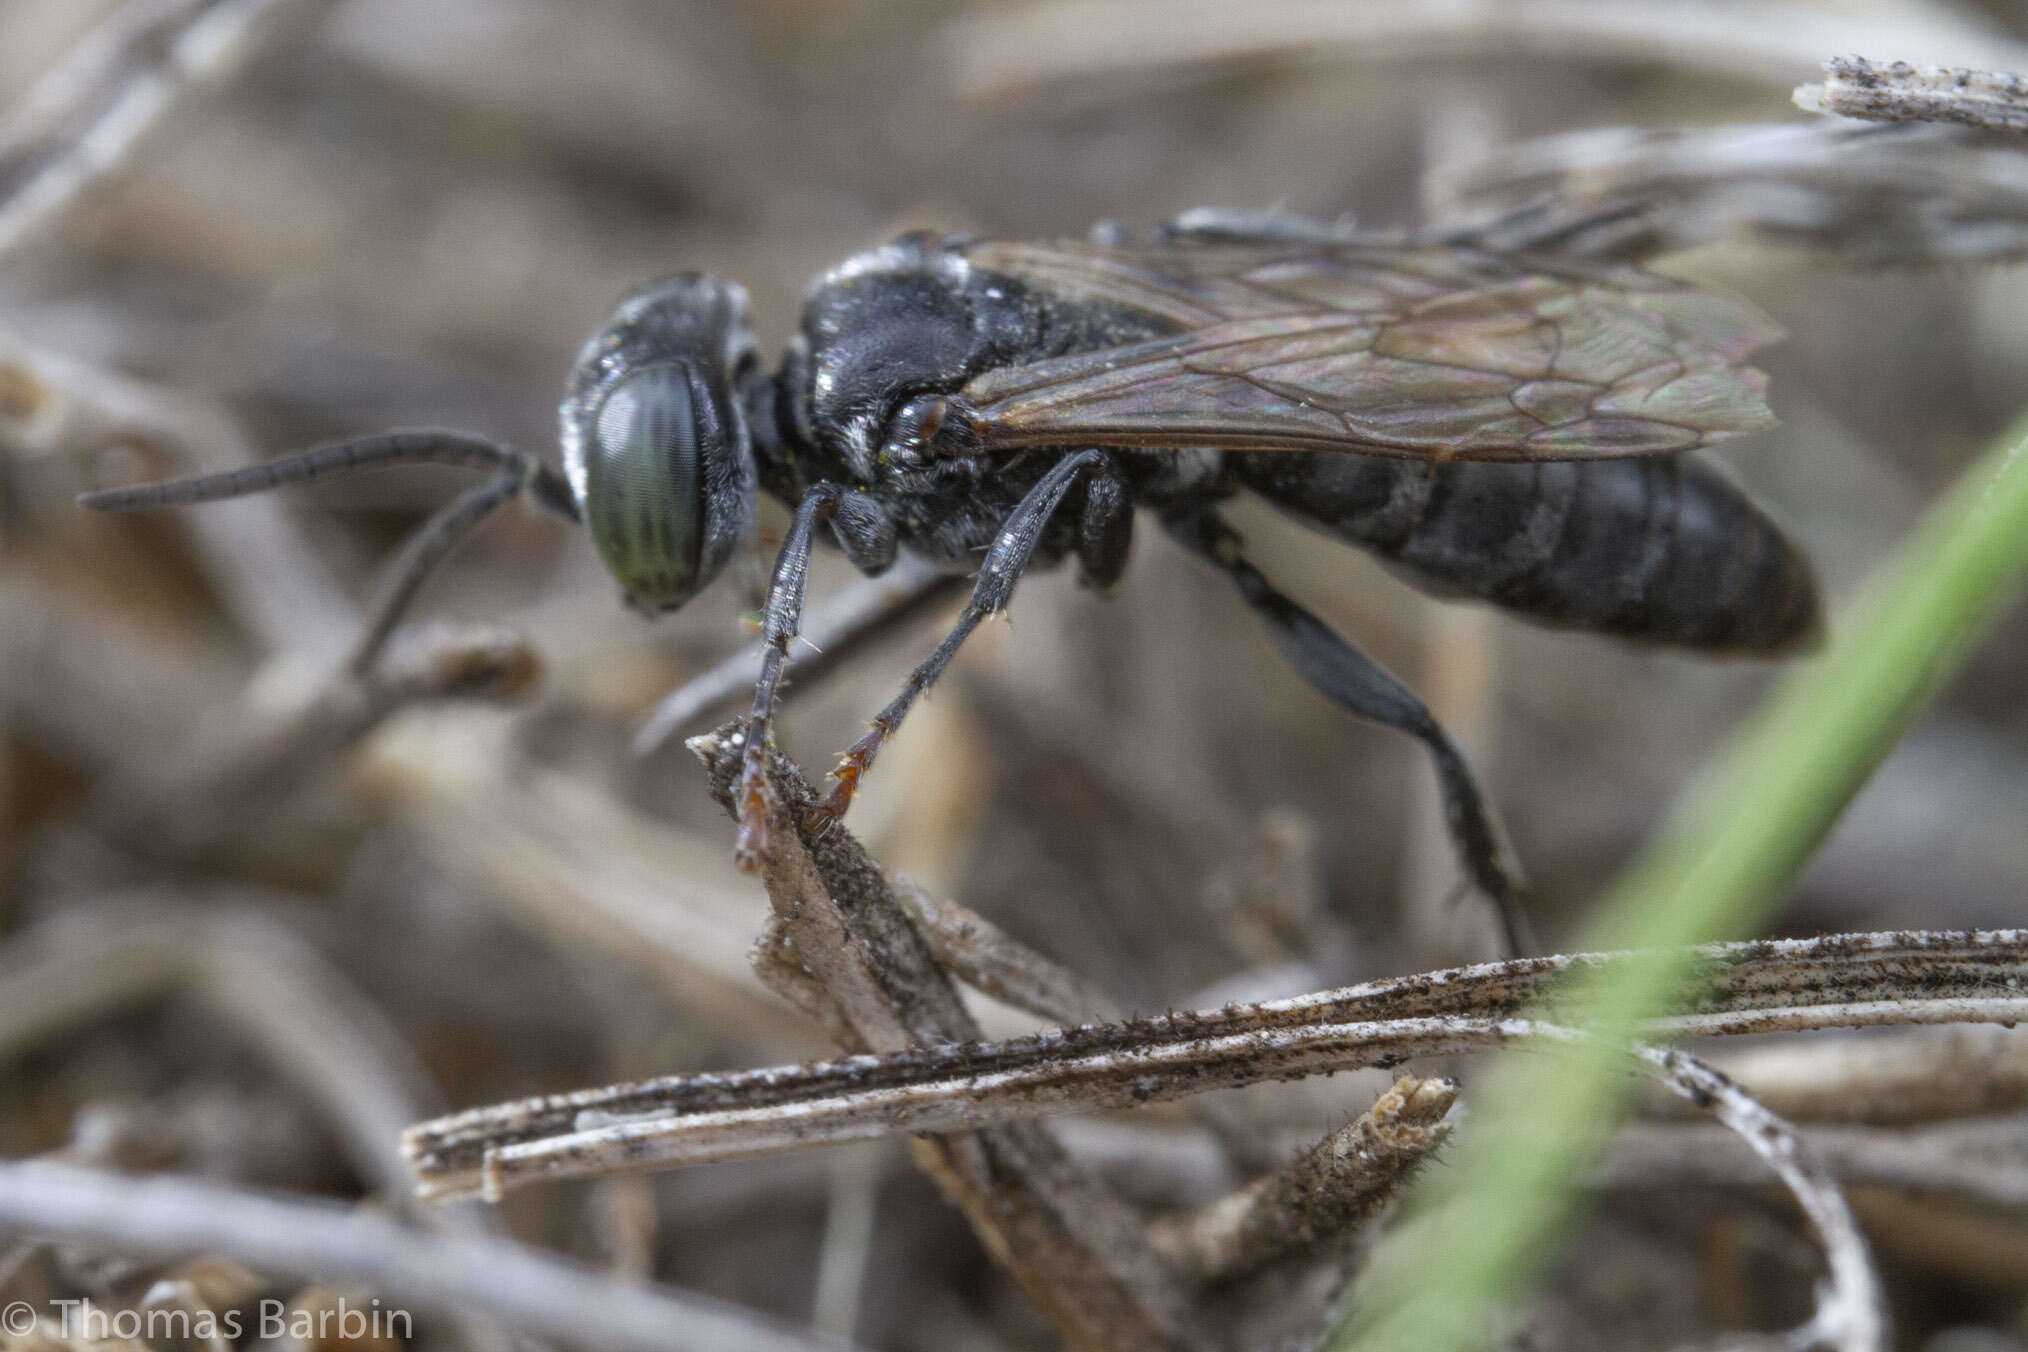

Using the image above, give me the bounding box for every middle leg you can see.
[817,448,1128,824]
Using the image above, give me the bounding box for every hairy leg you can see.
[1165,508,1534,957]
[632,557,963,756]
[731,485,897,869]
[733,482,844,870]
[817,448,1125,824]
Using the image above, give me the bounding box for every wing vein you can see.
[961,236,1780,462]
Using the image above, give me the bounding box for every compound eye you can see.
[586,363,703,610]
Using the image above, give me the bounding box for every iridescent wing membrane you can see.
[961,238,1782,461]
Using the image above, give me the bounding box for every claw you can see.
[734,816,766,873]
[822,755,867,821]
[824,724,883,821]
[734,832,764,874]
[733,755,774,873]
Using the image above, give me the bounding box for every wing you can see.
[959,237,1782,461]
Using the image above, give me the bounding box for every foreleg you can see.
[733,482,844,868]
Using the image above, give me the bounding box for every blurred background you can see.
[6,1,2028,1349]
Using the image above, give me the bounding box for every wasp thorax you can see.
[561,273,760,613]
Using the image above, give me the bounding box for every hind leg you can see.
[1165,508,1534,957]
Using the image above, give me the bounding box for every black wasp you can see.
[83,211,1819,953]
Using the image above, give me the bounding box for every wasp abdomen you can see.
[1235,453,1820,654]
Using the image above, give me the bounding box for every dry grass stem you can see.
[750,915,866,1046]
[353,712,812,1046]
[1638,1047,1885,1352]
[3,332,353,653]
[811,1144,882,1341]
[1800,55,2028,135]
[1599,1115,2028,1213]
[893,876,1123,1027]
[407,928,2028,1189]
[0,1159,863,1352]
[899,876,1273,1174]
[97,624,541,860]
[0,0,341,256]
[0,901,448,1207]
[1431,121,2028,265]
[1667,1025,2028,1126]
[685,725,1197,1352]
[938,1,2026,106]
[1149,1074,1456,1284]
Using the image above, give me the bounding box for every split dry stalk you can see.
[406,928,2028,1192]
[750,915,867,1047]
[1800,55,2028,135]
[896,875,1292,1170]
[0,1159,862,1352]
[688,724,1197,1352]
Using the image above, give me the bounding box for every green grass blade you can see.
[1325,414,2028,1352]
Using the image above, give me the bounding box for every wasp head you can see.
[561,274,759,613]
